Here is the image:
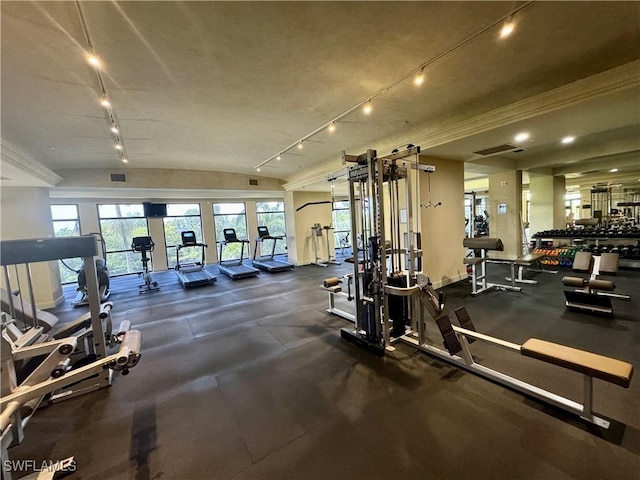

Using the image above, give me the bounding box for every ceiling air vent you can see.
[249,178,259,186]
[110,173,126,182]
[472,144,523,156]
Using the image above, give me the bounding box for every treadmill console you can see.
[258,226,270,238]
[223,228,239,242]
[181,230,197,246]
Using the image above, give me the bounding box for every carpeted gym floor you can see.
[9,259,640,479]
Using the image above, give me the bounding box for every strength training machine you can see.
[252,226,293,273]
[69,233,110,307]
[563,251,630,316]
[175,230,216,288]
[218,228,260,279]
[311,224,341,267]
[0,236,143,479]
[132,236,160,294]
[325,145,633,429]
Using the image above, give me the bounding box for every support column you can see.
[418,156,467,288]
[529,172,567,235]
[488,170,523,257]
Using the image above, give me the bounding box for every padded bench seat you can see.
[521,338,633,388]
[463,257,483,266]
[515,253,545,265]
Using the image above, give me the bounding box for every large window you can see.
[164,204,203,268]
[256,201,287,255]
[332,200,351,250]
[98,204,149,275]
[51,204,81,284]
[213,203,248,260]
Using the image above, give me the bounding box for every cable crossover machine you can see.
[322,145,633,430]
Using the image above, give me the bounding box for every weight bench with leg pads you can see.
[463,237,521,295]
[420,307,633,429]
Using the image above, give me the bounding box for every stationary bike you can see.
[131,236,160,294]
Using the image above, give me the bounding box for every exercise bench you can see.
[413,307,634,429]
[463,237,521,295]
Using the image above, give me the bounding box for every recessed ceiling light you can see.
[561,136,575,144]
[414,68,425,86]
[100,99,110,108]
[298,141,303,149]
[115,144,123,150]
[111,126,119,134]
[363,101,372,115]
[328,122,336,133]
[514,132,529,142]
[610,168,618,173]
[122,158,128,163]
[276,154,281,161]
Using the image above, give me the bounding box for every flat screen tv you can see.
[143,202,167,218]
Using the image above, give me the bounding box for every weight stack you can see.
[358,300,378,342]
[388,274,410,338]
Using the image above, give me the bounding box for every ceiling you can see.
[1,1,639,193]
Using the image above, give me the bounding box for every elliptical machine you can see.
[70,233,111,307]
[132,236,160,294]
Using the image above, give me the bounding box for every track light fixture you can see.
[87,55,101,68]
[253,2,534,172]
[77,1,130,166]
[500,16,515,38]
[277,154,282,161]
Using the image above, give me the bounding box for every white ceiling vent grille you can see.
[249,178,259,186]
[110,173,126,182]
[472,144,524,156]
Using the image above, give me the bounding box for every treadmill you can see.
[175,230,216,288]
[218,228,260,279]
[252,226,294,272]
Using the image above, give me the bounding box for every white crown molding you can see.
[0,140,62,187]
[283,60,640,191]
[417,60,640,150]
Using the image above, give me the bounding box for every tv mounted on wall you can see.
[143,202,167,218]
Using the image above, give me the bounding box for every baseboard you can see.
[431,273,468,290]
[37,293,66,310]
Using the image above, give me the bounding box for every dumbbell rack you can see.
[534,236,640,269]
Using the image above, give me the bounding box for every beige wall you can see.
[55,167,284,191]
[488,170,523,257]
[0,187,63,308]
[419,157,467,288]
[286,191,333,265]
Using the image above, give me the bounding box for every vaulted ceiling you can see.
[1,1,639,192]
